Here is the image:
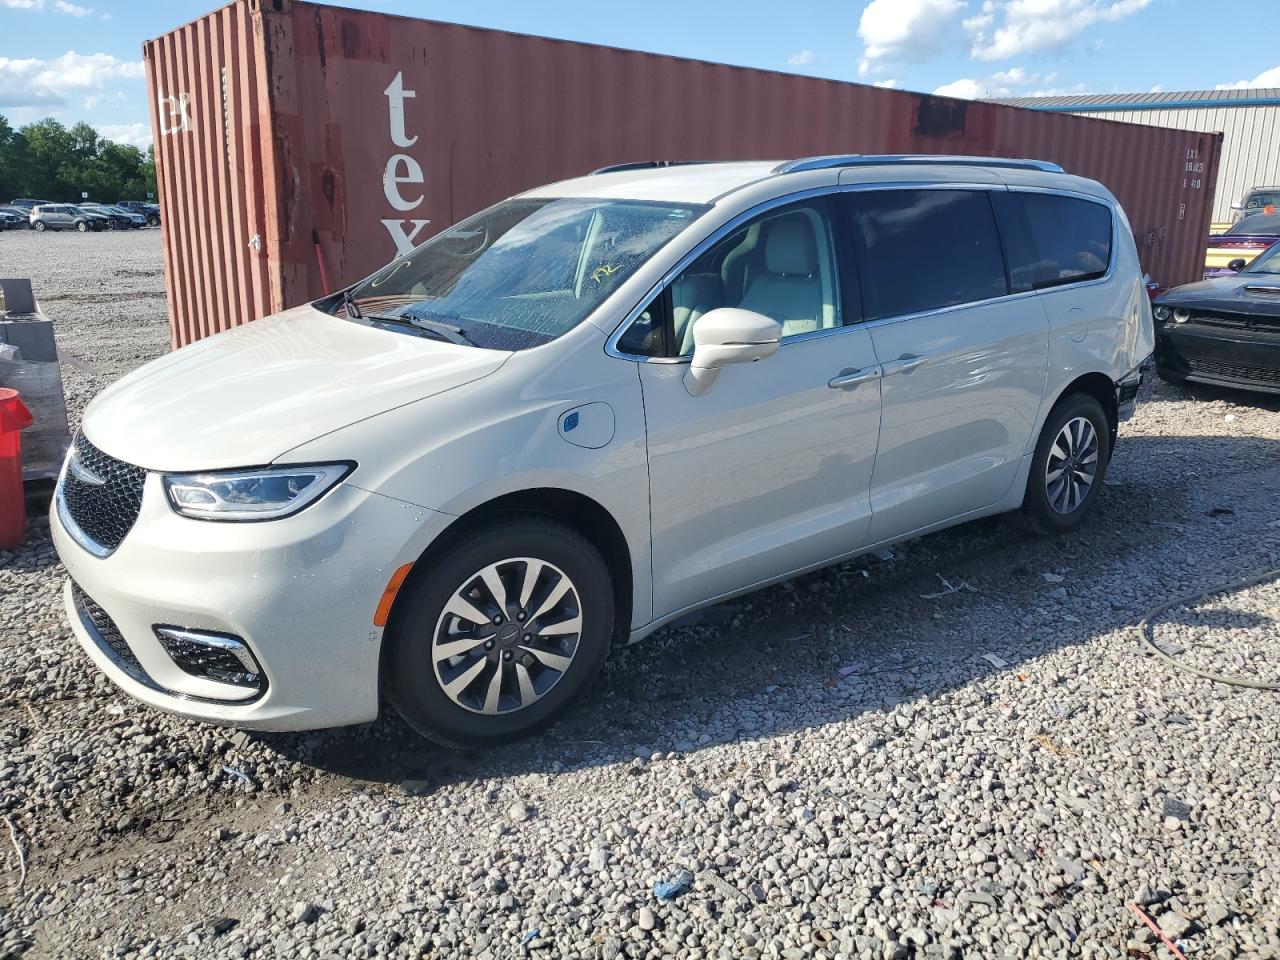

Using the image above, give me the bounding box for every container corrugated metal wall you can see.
[1059,105,1280,222]
[145,0,280,347]
[146,0,1221,347]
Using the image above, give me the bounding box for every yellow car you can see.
[1205,209,1280,277]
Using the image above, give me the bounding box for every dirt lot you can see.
[2,229,1279,960]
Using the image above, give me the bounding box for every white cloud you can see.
[1216,65,1280,90]
[787,49,816,66]
[96,122,152,150]
[873,78,901,89]
[857,0,965,76]
[82,91,124,110]
[934,78,987,99]
[0,0,43,7]
[934,66,1086,100]
[967,0,1152,62]
[0,51,144,110]
[54,0,93,15]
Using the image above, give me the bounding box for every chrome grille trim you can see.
[56,433,146,556]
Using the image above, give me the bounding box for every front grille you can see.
[71,582,159,690]
[1186,356,1280,386]
[60,434,146,554]
[1188,310,1280,331]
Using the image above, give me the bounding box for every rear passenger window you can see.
[849,190,1008,320]
[994,192,1113,292]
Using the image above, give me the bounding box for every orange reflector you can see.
[374,563,414,627]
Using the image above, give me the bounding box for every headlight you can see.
[1153,305,1172,322]
[162,463,352,521]
[1173,308,1191,324]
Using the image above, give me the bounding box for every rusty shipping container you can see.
[145,0,1222,347]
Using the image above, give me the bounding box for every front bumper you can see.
[51,474,451,730]
[1155,321,1280,395]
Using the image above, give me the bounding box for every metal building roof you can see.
[996,89,1280,112]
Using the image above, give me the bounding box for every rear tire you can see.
[387,516,614,748]
[147,214,160,227]
[1018,393,1111,535]
[33,220,46,232]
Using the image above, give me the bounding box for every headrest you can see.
[764,214,818,275]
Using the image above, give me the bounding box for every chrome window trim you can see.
[604,181,1121,362]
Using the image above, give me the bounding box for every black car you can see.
[116,200,161,226]
[0,205,32,228]
[82,203,144,229]
[0,209,20,230]
[1154,240,1280,395]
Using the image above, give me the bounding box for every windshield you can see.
[1244,192,1280,212]
[342,197,705,351]
[1241,242,1280,275]
[1225,213,1280,236]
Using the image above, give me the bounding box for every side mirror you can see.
[1231,202,1244,211]
[684,308,782,396]
[1228,258,1247,272]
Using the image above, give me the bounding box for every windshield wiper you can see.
[364,312,477,347]
[341,288,363,319]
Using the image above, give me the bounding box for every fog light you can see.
[154,626,265,691]
[1173,308,1191,324]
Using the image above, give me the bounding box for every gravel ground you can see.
[2,229,1280,960]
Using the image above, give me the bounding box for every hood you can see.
[1156,274,1280,316]
[84,305,511,471]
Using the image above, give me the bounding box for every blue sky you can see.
[3,0,1279,149]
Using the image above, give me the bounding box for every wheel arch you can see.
[1047,371,1118,446]
[381,487,634,662]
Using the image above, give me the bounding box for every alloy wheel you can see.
[1045,415,1099,514]
[431,557,582,715]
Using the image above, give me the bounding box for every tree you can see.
[0,113,156,202]
[0,116,35,200]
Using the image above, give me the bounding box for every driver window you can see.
[671,202,842,357]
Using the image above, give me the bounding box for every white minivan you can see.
[52,156,1153,746]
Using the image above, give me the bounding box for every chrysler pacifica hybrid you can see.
[52,156,1153,746]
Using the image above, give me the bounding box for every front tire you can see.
[1019,393,1111,534]
[77,221,88,233]
[387,516,614,748]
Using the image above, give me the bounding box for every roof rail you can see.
[774,154,1065,175]
[589,160,713,175]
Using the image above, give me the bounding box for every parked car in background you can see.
[30,204,110,232]
[1229,186,1280,224]
[82,203,146,229]
[1155,240,1280,395]
[0,209,20,230]
[0,205,33,228]
[9,198,51,211]
[52,156,1152,745]
[1205,212,1280,277]
[116,200,160,226]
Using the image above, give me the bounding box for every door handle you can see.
[882,354,927,376]
[828,365,883,390]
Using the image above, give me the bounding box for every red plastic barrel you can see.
[0,388,34,550]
